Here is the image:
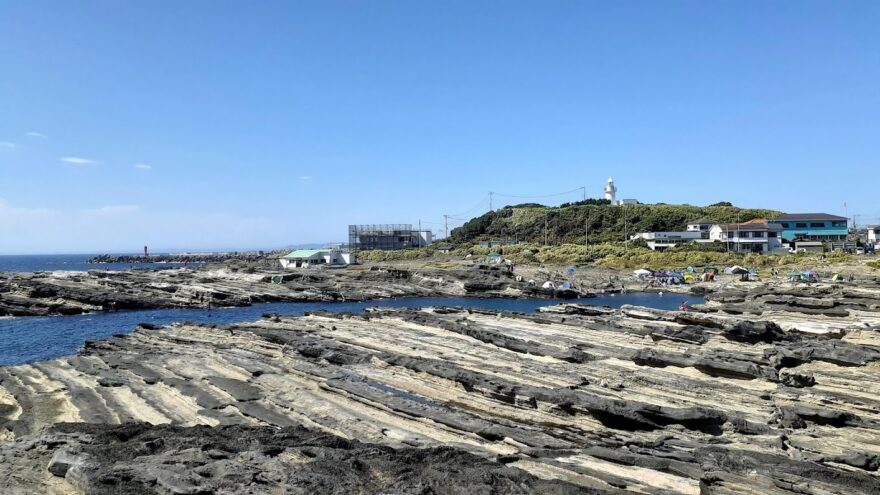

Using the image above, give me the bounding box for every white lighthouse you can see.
[604,177,617,204]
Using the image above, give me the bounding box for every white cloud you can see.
[0,141,15,148]
[133,164,152,170]
[61,157,98,165]
[82,205,142,217]
[26,132,47,139]
[299,175,311,181]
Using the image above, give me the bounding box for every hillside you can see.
[450,201,782,245]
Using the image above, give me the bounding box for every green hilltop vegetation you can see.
[449,200,782,245]
[356,201,861,269]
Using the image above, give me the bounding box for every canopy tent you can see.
[725,266,749,275]
[633,269,652,278]
[668,272,685,279]
[542,281,556,289]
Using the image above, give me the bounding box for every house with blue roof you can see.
[769,213,848,243]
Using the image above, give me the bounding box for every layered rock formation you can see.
[0,264,570,317]
[2,291,879,493]
[87,253,266,264]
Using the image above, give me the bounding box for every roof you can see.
[773,213,847,221]
[715,222,782,232]
[282,249,329,259]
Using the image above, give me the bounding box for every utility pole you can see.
[584,212,589,261]
[581,186,586,202]
[736,214,740,253]
[623,204,628,251]
[544,212,548,246]
[489,192,494,212]
[418,219,422,248]
[443,214,449,239]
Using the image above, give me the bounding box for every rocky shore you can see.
[2,282,880,494]
[0,264,583,317]
[87,252,267,265]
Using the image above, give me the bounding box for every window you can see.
[832,221,847,228]
[768,232,778,238]
[753,231,765,238]
[781,223,789,228]
[740,231,750,238]
[796,223,807,228]
[810,222,825,228]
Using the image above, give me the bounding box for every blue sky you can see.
[1,1,878,254]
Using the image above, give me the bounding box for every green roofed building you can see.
[279,248,355,269]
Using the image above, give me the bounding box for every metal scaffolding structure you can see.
[348,224,422,251]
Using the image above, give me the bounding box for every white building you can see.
[868,226,880,244]
[686,218,717,233]
[604,177,617,204]
[603,177,637,206]
[709,222,783,253]
[631,231,701,251]
[279,248,355,269]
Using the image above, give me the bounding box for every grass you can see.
[356,242,859,272]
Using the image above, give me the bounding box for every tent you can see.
[633,269,652,279]
[683,274,695,282]
[542,281,556,289]
[725,266,749,275]
[686,266,695,273]
[668,272,684,279]
[561,281,571,289]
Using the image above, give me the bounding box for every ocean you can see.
[0,293,704,365]
[0,254,192,272]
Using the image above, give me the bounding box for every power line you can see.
[493,187,585,199]
[447,198,488,218]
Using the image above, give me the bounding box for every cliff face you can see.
[2,284,880,494]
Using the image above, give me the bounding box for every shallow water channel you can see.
[0,293,704,365]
